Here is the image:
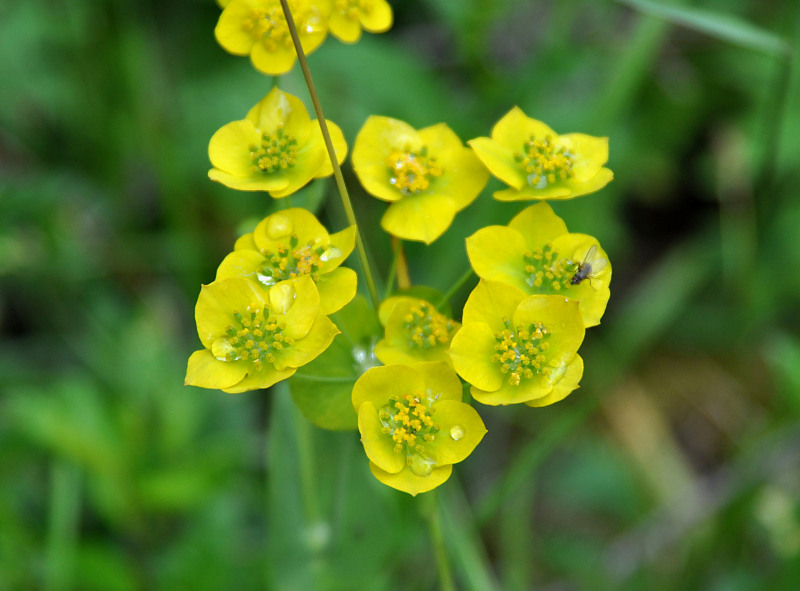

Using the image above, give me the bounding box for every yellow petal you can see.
[272,314,339,370]
[526,354,583,407]
[426,400,486,465]
[558,133,609,181]
[507,202,568,244]
[412,360,463,402]
[195,278,266,350]
[381,193,456,244]
[329,11,362,43]
[222,365,296,393]
[448,323,503,392]
[271,276,320,339]
[468,137,525,189]
[461,280,527,329]
[368,461,452,496]
[560,167,614,198]
[312,120,349,178]
[214,1,256,55]
[185,349,249,389]
[319,225,356,273]
[466,225,528,287]
[234,232,258,251]
[353,116,422,203]
[352,364,425,412]
[512,295,585,364]
[246,87,312,142]
[492,106,557,148]
[215,250,266,282]
[551,234,611,328]
[470,376,551,406]
[361,0,393,32]
[358,402,406,474]
[492,184,571,201]
[253,208,327,253]
[208,120,263,177]
[250,41,298,76]
[316,268,357,314]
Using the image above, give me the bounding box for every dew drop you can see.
[449,425,465,441]
[409,453,435,477]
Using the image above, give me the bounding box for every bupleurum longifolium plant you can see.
[190,0,613,500]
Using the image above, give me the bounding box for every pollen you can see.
[523,243,580,294]
[249,127,298,174]
[212,304,289,369]
[257,234,325,286]
[491,318,552,386]
[514,135,574,189]
[385,147,443,195]
[378,392,440,475]
[402,302,457,350]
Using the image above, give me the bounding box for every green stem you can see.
[437,268,476,310]
[422,491,455,591]
[278,0,381,309]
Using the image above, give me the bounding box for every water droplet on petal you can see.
[450,425,465,441]
[409,453,436,477]
[266,214,292,240]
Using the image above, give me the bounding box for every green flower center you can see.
[258,234,328,286]
[243,2,322,51]
[514,135,574,189]
[212,306,295,371]
[249,128,298,174]
[403,303,457,350]
[378,393,440,476]
[491,318,552,386]
[522,243,580,292]
[385,147,443,195]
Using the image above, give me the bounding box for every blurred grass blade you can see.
[617,0,792,57]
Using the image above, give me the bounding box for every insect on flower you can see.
[571,245,607,287]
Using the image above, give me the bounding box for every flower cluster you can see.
[194,0,615,496]
[215,0,393,75]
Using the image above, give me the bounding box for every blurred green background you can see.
[2,0,800,589]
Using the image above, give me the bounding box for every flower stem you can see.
[278,0,381,309]
[437,267,476,310]
[391,237,412,290]
[422,491,455,591]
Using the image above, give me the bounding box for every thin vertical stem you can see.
[437,268,476,310]
[278,0,381,309]
[422,491,455,591]
[45,461,80,591]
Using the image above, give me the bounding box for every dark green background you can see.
[2,0,800,589]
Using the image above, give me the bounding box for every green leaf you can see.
[617,0,792,58]
[290,296,381,430]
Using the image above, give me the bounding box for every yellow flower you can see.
[449,281,584,407]
[352,361,486,496]
[216,208,357,314]
[215,0,327,76]
[468,107,612,201]
[352,116,489,244]
[185,276,339,393]
[208,87,347,197]
[466,202,611,327]
[325,0,393,43]
[373,296,459,366]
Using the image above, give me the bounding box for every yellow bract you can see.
[215,0,327,76]
[185,276,339,393]
[469,107,613,201]
[216,208,358,314]
[352,116,489,244]
[208,87,347,198]
[352,361,487,495]
[466,202,611,327]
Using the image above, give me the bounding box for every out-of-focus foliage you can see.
[2,0,800,589]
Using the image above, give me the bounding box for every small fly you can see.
[570,245,606,286]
